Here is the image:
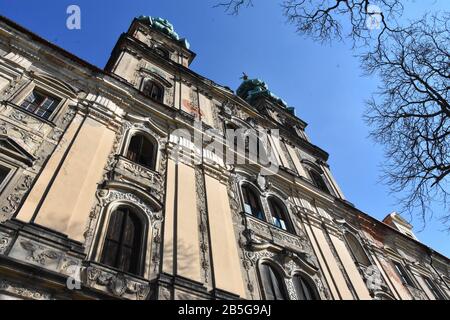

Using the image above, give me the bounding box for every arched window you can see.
[268,197,294,233]
[259,263,287,300]
[241,184,265,221]
[293,274,319,300]
[308,169,330,194]
[142,79,164,103]
[101,207,146,276]
[344,232,371,267]
[126,134,157,170]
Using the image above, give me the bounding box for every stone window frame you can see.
[342,229,372,269]
[139,68,173,106]
[390,259,419,289]
[255,255,322,301]
[257,258,290,300]
[120,127,161,173]
[93,200,153,280]
[0,137,35,200]
[239,181,267,222]
[237,176,298,236]
[301,159,334,196]
[266,195,296,234]
[9,74,75,124]
[100,204,148,277]
[291,270,321,300]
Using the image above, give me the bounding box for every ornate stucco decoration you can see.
[0,174,33,222]
[0,278,51,300]
[84,263,151,300]
[242,246,329,300]
[0,231,12,255]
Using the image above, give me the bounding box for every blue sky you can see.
[0,0,448,257]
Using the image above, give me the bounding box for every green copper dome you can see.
[137,16,190,50]
[237,78,295,115]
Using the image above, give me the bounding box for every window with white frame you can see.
[20,89,61,120]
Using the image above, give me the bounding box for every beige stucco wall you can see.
[175,162,201,282]
[199,93,214,127]
[16,112,84,223]
[204,174,246,298]
[329,234,372,299]
[33,116,116,241]
[303,222,340,299]
[111,51,139,83]
[310,224,353,299]
[162,158,176,275]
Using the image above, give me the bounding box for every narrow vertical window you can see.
[241,184,265,221]
[126,134,157,170]
[344,232,371,268]
[20,90,61,120]
[423,277,445,300]
[309,169,330,194]
[293,274,319,300]
[393,262,415,287]
[268,197,294,233]
[260,263,287,300]
[101,207,145,276]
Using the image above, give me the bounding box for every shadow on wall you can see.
[161,238,202,280]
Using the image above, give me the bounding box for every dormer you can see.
[383,212,418,240]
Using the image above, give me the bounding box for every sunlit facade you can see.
[0,15,448,300]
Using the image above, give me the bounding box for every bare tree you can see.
[364,14,450,226]
[216,0,403,43]
[216,1,450,228]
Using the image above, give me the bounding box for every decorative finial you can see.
[241,72,248,81]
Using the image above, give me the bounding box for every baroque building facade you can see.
[0,15,448,300]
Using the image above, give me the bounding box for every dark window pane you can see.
[293,275,318,300]
[242,185,265,221]
[269,198,293,233]
[126,135,156,170]
[345,233,371,267]
[101,207,145,276]
[309,170,330,194]
[20,90,60,120]
[102,241,119,268]
[394,262,415,287]
[0,166,9,185]
[143,80,164,103]
[260,263,287,300]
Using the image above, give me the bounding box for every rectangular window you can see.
[20,89,61,120]
[423,276,445,300]
[393,262,415,287]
